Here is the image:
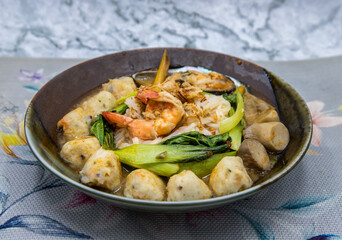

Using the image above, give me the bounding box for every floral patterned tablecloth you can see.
[0,56,342,240]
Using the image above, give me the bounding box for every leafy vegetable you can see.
[114,143,229,165]
[223,93,237,105]
[178,151,237,178]
[228,104,235,117]
[219,88,244,133]
[224,93,238,114]
[269,153,278,164]
[90,115,115,150]
[91,101,129,150]
[115,92,137,105]
[137,163,179,177]
[111,103,128,115]
[113,131,232,176]
[160,131,231,147]
[153,49,170,85]
[120,159,179,177]
[223,92,245,150]
[229,122,244,150]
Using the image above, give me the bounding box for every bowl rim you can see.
[24,47,313,208]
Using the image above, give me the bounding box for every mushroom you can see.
[243,92,280,126]
[243,122,290,152]
[254,108,280,123]
[237,139,271,171]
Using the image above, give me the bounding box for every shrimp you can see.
[102,90,184,140]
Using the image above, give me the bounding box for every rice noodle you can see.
[194,95,230,134]
[125,96,144,119]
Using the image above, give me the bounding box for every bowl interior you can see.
[25,48,312,212]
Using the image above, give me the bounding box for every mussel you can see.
[168,71,236,94]
[133,67,236,94]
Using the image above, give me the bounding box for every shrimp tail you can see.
[102,111,133,126]
[137,89,159,104]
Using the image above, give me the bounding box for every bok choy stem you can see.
[113,144,229,165]
[113,131,232,176]
[229,123,244,151]
[178,151,237,178]
[139,163,179,177]
[219,88,244,133]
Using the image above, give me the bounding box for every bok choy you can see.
[111,103,128,114]
[226,106,245,151]
[160,131,231,147]
[113,131,232,176]
[114,143,229,165]
[219,88,244,133]
[178,151,237,178]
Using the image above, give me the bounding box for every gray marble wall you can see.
[0,0,341,61]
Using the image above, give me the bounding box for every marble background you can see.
[0,0,341,61]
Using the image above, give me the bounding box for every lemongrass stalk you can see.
[153,49,170,85]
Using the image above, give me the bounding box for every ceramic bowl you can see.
[25,48,312,212]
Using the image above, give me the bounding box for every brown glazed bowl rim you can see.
[25,47,312,212]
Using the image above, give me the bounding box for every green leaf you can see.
[223,93,237,104]
[103,131,115,151]
[90,115,104,144]
[111,103,128,114]
[90,115,116,150]
[206,132,231,147]
[160,131,231,147]
[223,93,237,111]
[90,102,129,150]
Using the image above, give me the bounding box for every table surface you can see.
[0,56,341,239]
[1,0,342,61]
